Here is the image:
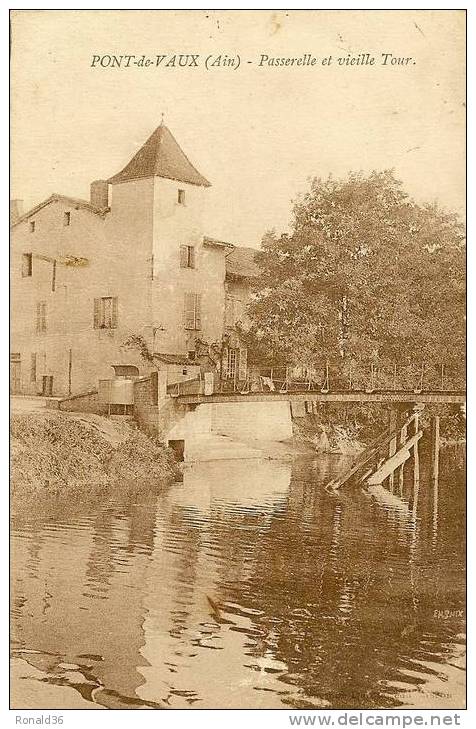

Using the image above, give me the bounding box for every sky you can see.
[11,9,465,248]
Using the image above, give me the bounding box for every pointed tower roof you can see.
[108,124,211,187]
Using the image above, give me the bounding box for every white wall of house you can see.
[151,177,226,356]
[11,194,153,396]
[11,134,252,397]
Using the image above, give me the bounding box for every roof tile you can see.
[109,125,211,187]
[225,246,261,279]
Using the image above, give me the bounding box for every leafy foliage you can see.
[245,170,465,387]
[123,333,155,363]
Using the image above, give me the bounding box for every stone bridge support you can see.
[166,400,293,461]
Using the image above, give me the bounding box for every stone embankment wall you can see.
[47,390,108,414]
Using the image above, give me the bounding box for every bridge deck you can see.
[176,390,466,406]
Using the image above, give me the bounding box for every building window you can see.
[51,260,57,291]
[10,353,22,394]
[225,347,247,380]
[225,294,243,327]
[64,211,71,226]
[42,375,54,397]
[178,189,186,205]
[22,253,32,277]
[36,302,47,334]
[39,351,46,375]
[227,348,237,379]
[29,221,35,233]
[188,350,196,361]
[180,245,195,269]
[93,296,118,329]
[184,292,201,330]
[30,352,37,383]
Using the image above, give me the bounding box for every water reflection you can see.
[11,452,465,709]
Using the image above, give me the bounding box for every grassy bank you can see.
[11,411,179,501]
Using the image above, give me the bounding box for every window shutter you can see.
[93,298,101,329]
[235,298,243,322]
[180,245,188,268]
[36,303,46,333]
[39,351,46,375]
[22,253,32,277]
[189,246,195,268]
[51,260,57,292]
[238,347,248,381]
[150,371,159,405]
[221,346,229,377]
[184,292,195,329]
[225,295,234,327]
[194,293,202,330]
[111,297,118,328]
[30,352,37,382]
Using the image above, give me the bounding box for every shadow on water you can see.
[11,449,465,709]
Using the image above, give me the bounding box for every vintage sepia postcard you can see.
[9,8,466,718]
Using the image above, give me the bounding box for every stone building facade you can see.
[10,123,259,396]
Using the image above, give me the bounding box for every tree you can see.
[245,170,465,388]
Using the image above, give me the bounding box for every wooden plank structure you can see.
[431,415,440,482]
[178,389,465,405]
[367,431,422,485]
[387,407,398,491]
[325,409,425,492]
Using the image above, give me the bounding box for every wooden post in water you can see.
[388,408,398,492]
[68,348,72,395]
[431,415,440,482]
[398,414,409,493]
[412,405,421,516]
[412,406,421,482]
[432,476,439,550]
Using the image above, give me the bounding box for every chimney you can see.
[90,180,109,209]
[10,199,23,225]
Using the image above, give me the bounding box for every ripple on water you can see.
[11,454,465,710]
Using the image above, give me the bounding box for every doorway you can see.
[168,439,185,462]
[10,354,22,394]
[41,375,54,397]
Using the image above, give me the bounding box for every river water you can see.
[11,449,466,710]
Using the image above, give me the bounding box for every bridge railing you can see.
[167,362,465,397]
[245,363,465,393]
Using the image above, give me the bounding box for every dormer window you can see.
[29,221,35,233]
[64,212,71,226]
[178,189,186,205]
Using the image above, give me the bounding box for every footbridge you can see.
[176,389,465,406]
[172,363,465,407]
[154,365,465,463]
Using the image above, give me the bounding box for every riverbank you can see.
[11,410,179,501]
[292,404,465,455]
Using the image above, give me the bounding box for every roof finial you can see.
[160,112,165,127]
